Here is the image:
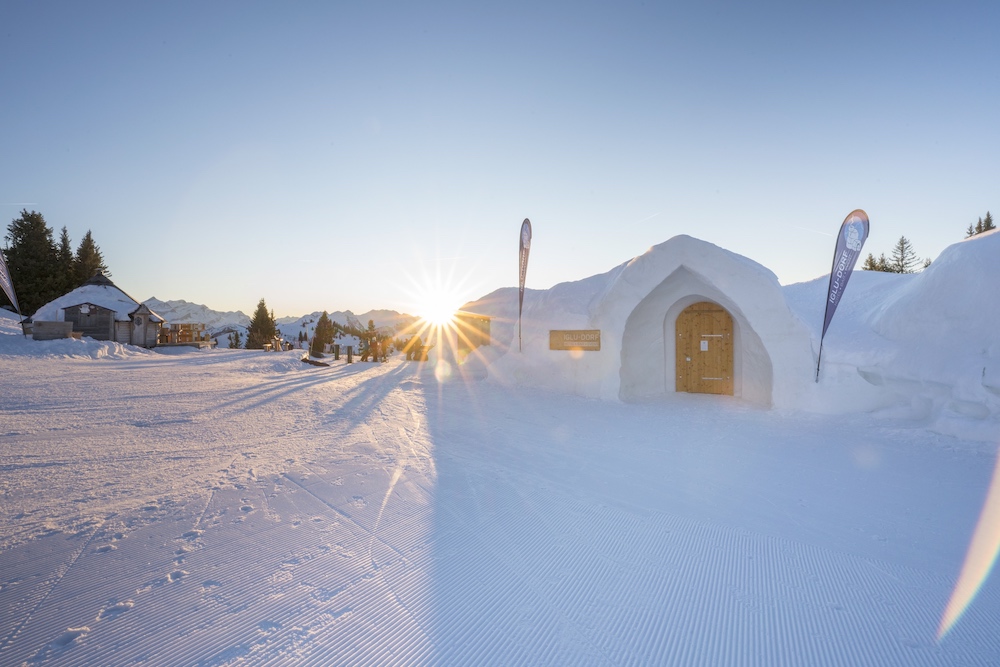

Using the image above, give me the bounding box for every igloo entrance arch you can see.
[618,265,773,405]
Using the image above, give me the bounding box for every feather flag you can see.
[0,249,20,316]
[518,218,532,352]
[816,209,869,381]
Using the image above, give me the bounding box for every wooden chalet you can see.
[30,272,164,348]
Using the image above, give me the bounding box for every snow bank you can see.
[0,307,22,335]
[0,325,153,360]
[826,230,998,439]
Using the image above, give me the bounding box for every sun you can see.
[416,289,461,327]
[398,254,478,352]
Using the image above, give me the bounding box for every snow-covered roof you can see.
[32,273,164,323]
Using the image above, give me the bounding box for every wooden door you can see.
[675,302,734,395]
[132,315,145,347]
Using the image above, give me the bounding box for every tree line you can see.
[862,210,994,274]
[2,210,109,315]
[966,211,995,238]
[238,300,377,354]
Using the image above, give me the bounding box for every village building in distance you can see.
[27,272,169,348]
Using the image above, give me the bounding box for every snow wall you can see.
[484,231,1000,439]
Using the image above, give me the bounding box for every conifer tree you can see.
[889,236,921,274]
[74,230,109,284]
[245,298,277,349]
[966,211,995,238]
[862,252,890,272]
[311,311,335,356]
[2,210,61,315]
[57,227,75,292]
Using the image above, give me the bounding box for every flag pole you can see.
[815,340,824,382]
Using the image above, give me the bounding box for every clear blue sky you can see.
[2,1,997,317]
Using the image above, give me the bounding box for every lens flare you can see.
[434,360,452,382]
[938,451,1000,640]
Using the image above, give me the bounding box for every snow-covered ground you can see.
[1,315,999,665]
[2,231,999,665]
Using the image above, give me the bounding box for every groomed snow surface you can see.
[2,324,999,665]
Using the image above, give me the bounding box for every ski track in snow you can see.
[1,350,999,665]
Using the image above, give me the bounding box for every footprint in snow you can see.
[30,627,89,661]
[52,627,89,647]
[97,600,134,620]
[137,570,188,593]
[258,620,282,633]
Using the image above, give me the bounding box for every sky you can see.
[1,1,997,318]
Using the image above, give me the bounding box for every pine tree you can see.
[2,210,62,315]
[227,330,243,349]
[57,227,75,292]
[862,252,890,272]
[245,298,277,349]
[889,236,921,274]
[966,211,995,238]
[74,230,109,284]
[311,311,335,356]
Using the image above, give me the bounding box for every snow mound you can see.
[859,231,1000,439]
[0,308,22,335]
[0,331,153,360]
[874,229,1000,349]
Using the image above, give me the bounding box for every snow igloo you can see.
[493,235,814,408]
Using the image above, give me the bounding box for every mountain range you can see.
[143,298,419,341]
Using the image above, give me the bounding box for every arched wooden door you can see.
[675,302,734,395]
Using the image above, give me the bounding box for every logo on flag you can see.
[823,209,869,338]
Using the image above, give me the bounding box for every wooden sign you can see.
[549,330,601,351]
